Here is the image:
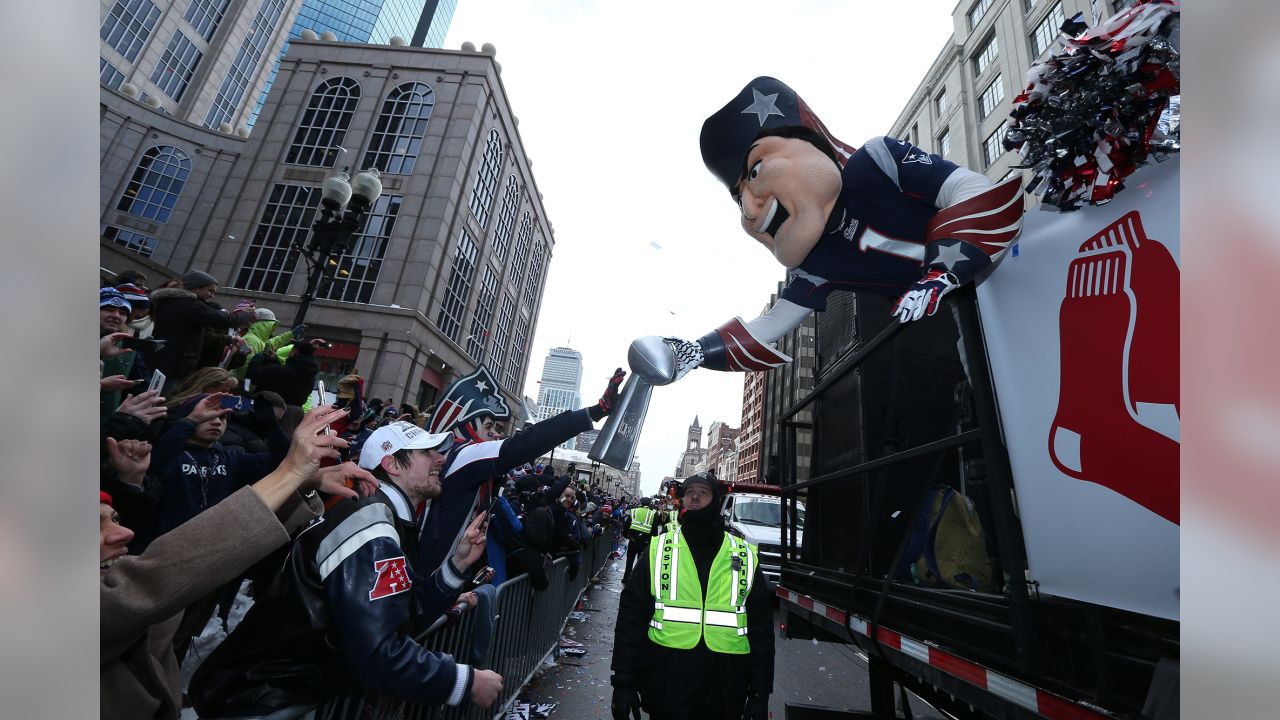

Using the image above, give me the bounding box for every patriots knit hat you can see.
[182,270,218,289]
[100,287,132,313]
[100,491,113,506]
[115,283,150,309]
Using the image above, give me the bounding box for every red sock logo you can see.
[1048,211,1180,524]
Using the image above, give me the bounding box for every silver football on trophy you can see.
[628,336,677,386]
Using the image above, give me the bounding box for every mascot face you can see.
[734,135,841,269]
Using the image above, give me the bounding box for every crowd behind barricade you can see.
[97,269,637,720]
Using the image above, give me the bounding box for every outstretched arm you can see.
[640,299,812,382]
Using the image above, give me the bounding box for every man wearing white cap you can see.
[190,421,504,717]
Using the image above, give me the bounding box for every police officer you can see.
[611,474,773,720]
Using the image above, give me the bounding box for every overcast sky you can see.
[444,0,960,495]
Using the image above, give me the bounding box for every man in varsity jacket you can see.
[189,421,503,717]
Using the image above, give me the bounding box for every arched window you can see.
[437,231,479,342]
[101,0,160,63]
[363,82,435,175]
[468,129,503,227]
[287,77,361,166]
[525,241,545,307]
[116,146,192,223]
[509,211,532,289]
[490,175,519,263]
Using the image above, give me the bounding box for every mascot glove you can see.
[892,269,960,324]
[611,687,642,720]
[588,368,627,422]
[742,693,769,720]
[662,337,705,381]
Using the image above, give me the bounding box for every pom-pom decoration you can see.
[1006,0,1180,211]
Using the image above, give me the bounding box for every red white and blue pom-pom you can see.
[1006,0,1180,211]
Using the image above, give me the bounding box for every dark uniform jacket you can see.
[612,513,775,720]
[189,481,474,717]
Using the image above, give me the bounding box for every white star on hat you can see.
[741,88,784,126]
[933,242,970,271]
[475,379,489,392]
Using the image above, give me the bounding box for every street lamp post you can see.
[291,168,383,329]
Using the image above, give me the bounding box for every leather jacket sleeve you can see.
[321,516,473,706]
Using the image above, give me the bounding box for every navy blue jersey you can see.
[781,136,959,311]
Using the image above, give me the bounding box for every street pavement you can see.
[509,543,944,720]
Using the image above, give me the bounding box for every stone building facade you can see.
[887,0,1128,185]
[100,38,553,412]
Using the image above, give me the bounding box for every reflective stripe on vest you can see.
[629,507,653,533]
[647,529,757,654]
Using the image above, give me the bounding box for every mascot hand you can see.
[892,270,960,323]
[662,337,705,382]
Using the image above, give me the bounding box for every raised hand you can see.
[588,368,627,421]
[280,405,352,484]
[100,375,140,392]
[105,437,152,485]
[186,392,235,424]
[453,511,489,569]
[116,388,167,425]
[311,461,378,499]
[100,332,134,358]
[892,269,960,323]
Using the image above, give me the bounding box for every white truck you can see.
[718,482,806,587]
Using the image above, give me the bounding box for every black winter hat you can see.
[679,473,717,499]
[182,270,218,289]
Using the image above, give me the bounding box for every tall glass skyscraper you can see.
[536,347,583,449]
[250,0,458,125]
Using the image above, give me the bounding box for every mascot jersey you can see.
[780,136,962,311]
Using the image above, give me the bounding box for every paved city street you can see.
[508,545,943,720]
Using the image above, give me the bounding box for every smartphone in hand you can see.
[147,369,166,394]
[219,395,254,411]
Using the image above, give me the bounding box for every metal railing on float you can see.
[312,532,615,720]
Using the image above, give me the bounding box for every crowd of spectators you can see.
[98,269,636,719]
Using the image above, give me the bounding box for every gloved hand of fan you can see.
[588,368,627,422]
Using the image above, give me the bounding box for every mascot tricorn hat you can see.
[699,76,856,194]
[426,365,511,441]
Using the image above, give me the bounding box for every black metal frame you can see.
[774,288,1176,717]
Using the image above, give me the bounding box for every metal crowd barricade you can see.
[312,532,615,720]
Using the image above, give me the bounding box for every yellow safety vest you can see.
[647,527,757,654]
[629,507,654,533]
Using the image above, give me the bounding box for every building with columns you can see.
[100,37,553,413]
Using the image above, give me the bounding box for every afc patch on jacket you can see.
[369,556,412,601]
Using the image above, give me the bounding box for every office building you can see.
[535,347,583,448]
[887,0,1131,185]
[101,38,553,412]
[99,0,304,131]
